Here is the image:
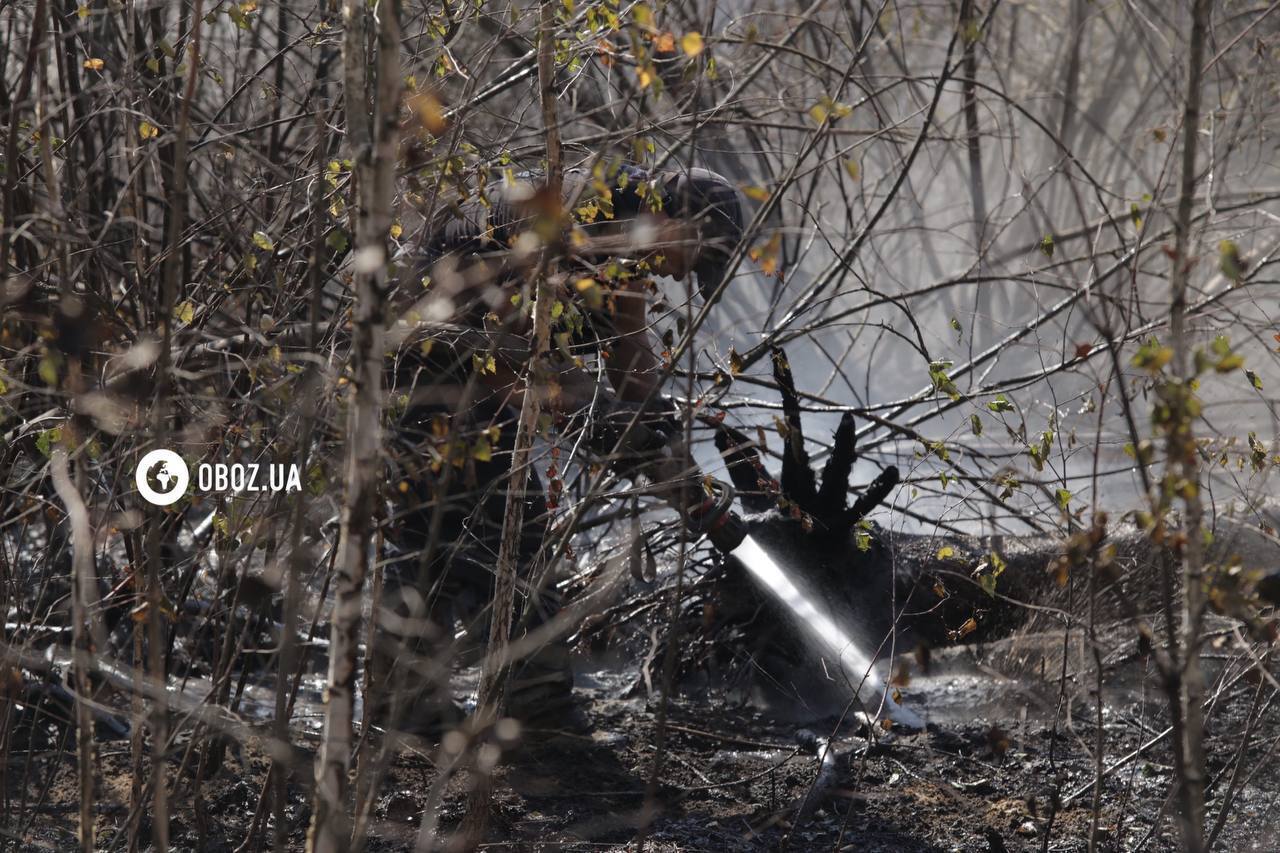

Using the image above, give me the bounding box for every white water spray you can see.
[731,534,924,728]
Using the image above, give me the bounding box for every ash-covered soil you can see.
[15,632,1280,852]
[11,506,1280,851]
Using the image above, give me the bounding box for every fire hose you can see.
[638,447,747,555]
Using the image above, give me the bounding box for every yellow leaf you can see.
[390,222,403,239]
[748,233,782,277]
[681,31,705,56]
[76,4,90,20]
[574,277,603,309]
[844,159,860,181]
[139,121,158,140]
[252,230,274,251]
[83,57,104,71]
[741,185,769,202]
[407,92,447,135]
[808,103,829,124]
[175,301,195,324]
[637,66,654,89]
[937,546,955,560]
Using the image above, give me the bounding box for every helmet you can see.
[661,168,744,300]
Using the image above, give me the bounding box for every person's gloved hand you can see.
[586,397,680,461]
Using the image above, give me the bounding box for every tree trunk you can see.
[460,0,562,842]
[1166,1,1212,849]
[50,449,95,853]
[307,0,399,849]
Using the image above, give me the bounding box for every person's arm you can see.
[602,276,665,404]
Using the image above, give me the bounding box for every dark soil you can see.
[14,627,1280,852]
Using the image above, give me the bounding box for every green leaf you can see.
[1245,369,1263,391]
[252,230,275,251]
[175,301,195,324]
[38,355,60,387]
[1055,488,1072,510]
[307,465,326,496]
[1215,353,1244,373]
[970,413,983,436]
[1132,338,1172,372]
[1038,235,1054,258]
[325,229,349,253]
[987,394,1014,413]
[36,427,62,457]
[928,360,961,401]
[1219,239,1245,283]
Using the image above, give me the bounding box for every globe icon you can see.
[152,462,172,491]
[136,450,189,506]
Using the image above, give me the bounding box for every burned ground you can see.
[7,348,1280,851]
[12,597,1280,852]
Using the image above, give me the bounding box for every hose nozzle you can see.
[686,479,747,554]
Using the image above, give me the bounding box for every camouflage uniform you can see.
[370,163,743,732]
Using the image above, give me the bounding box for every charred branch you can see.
[770,346,817,510]
[817,411,857,514]
[845,465,900,528]
[713,423,775,512]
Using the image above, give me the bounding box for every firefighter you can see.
[372,162,744,733]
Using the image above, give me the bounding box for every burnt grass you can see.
[9,496,1280,851]
[12,615,1280,852]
